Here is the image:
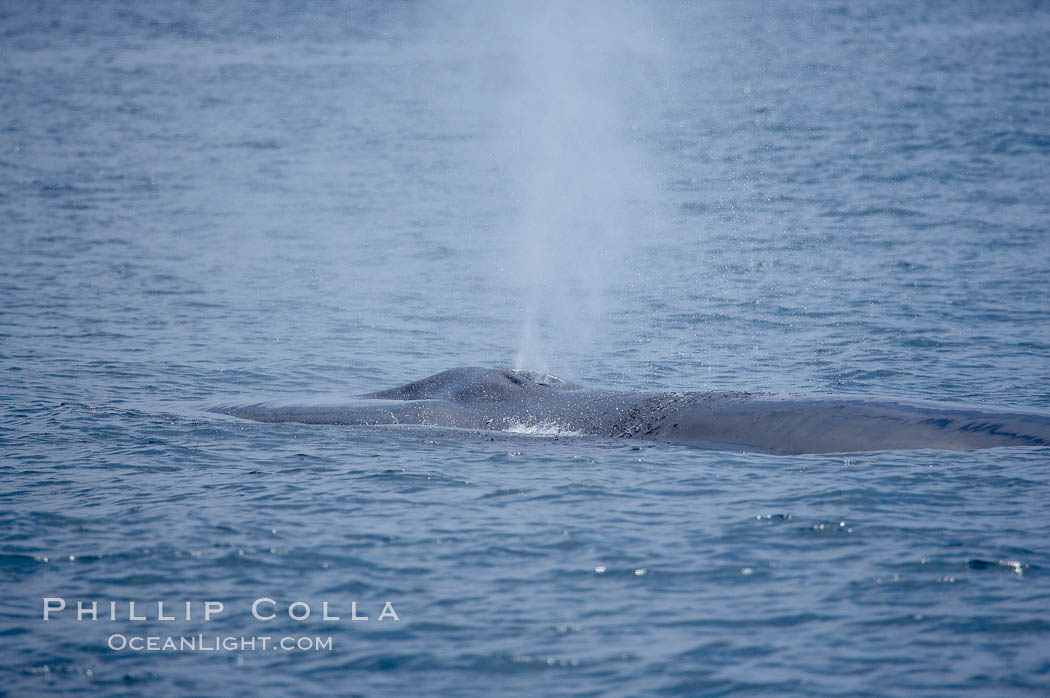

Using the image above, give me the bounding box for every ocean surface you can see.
[3,1,1050,695]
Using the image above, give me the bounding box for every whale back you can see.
[362,367,579,403]
[212,366,1050,453]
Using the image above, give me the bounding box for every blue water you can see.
[3,1,1050,695]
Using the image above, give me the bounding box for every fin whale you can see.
[210,367,1050,454]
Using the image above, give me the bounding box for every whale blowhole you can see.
[506,368,577,389]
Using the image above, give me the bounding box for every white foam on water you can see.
[502,420,583,437]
